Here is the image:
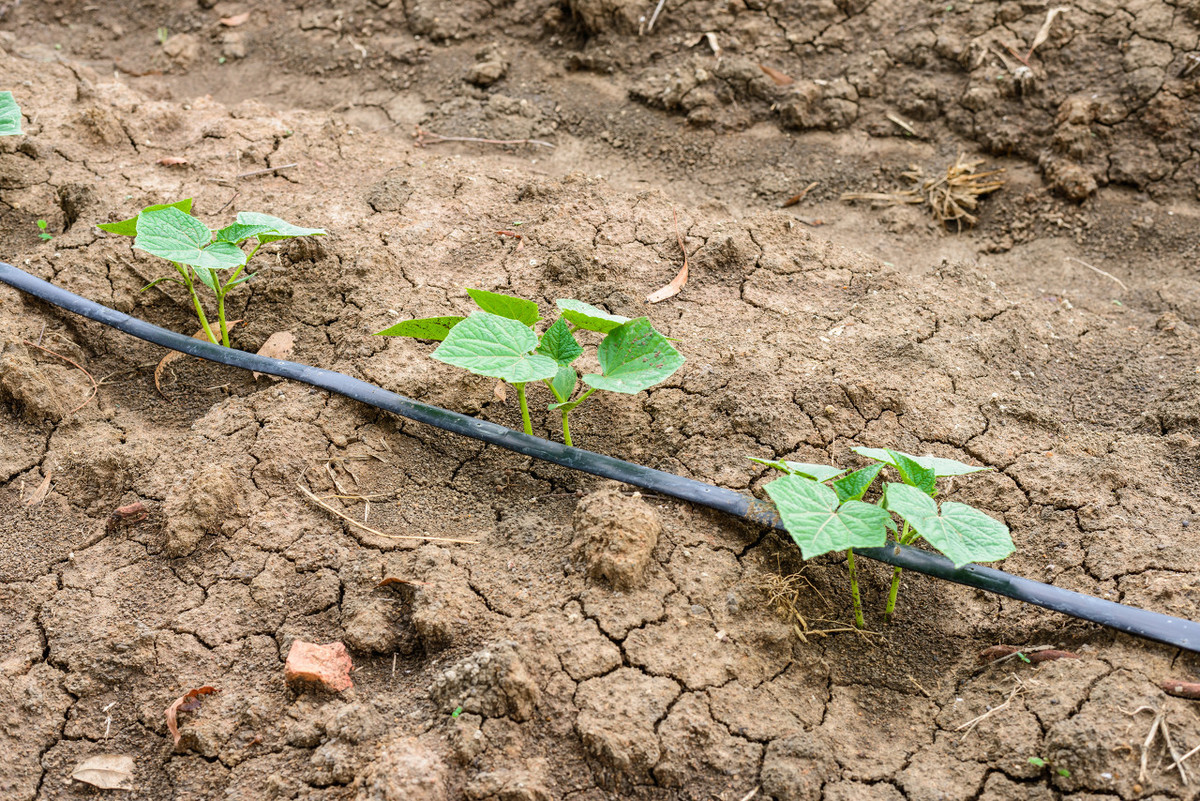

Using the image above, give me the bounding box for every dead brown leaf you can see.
[220,12,250,26]
[493,380,507,402]
[158,157,189,167]
[759,64,794,86]
[252,331,295,379]
[1027,7,1068,61]
[71,754,135,790]
[782,181,819,207]
[165,686,218,746]
[25,469,52,506]
[647,209,689,304]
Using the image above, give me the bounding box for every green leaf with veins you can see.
[548,365,578,405]
[235,211,326,243]
[748,456,793,474]
[193,267,219,293]
[582,318,684,394]
[883,483,1014,567]
[832,463,885,503]
[375,316,465,341]
[97,199,194,236]
[134,207,247,273]
[0,91,22,136]
[765,476,894,560]
[887,450,937,496]
[466,288,540,326]
[851,447,993,478]
[214,223,277,244]
[431,311,558,384]
[536,317,583,365]
[555,299,631,333]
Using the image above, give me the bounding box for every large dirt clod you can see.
[572,489,660,590]
[430,641,540,722]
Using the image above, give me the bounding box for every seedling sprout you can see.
[377,292,683,446]
[756,448,1013,628]
[98,201,325,347]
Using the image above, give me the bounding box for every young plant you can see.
[376,292,683,447]
[98,202,325,347]
[755,447,1014,628]
[36,220,52,241]
[0,91,20,136]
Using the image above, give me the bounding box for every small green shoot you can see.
[1028,756,1070,778]
[0,91,22,136]
[376,293,683,446]
[1016,652,1031,664]
[755,447,1013,628]
[157,27,170,44]
[36,220,52,241]
[99,202,325,347]
[451,706,463,718]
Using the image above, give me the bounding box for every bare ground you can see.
[2,0,1200,799]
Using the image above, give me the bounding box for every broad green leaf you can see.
[466,288,540,326]
[0,91,21,136]
[134,207,247,273]
[883,483,1014,567]
[832,463,885,503]
[582,318,684,394]
[556,299,630,333]
[765,476,893,560]
[851,447,992,478]
[214,223,277,244]
[375,315,465,341]
[235,211,326,243]
[548,365,577,404]
[782,462,847,482]
[888,450,937,497]
[432,311,558,384]
[97,198,194,236]
[536,317,583,365]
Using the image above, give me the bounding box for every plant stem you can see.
[216,289,230,347]
[884,522,911,623]
[516,383,532,435]
[846,548,865,629]
[181,267,219,345]
[561,410,573,448]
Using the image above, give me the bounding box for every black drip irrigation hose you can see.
[3,260,1198,654]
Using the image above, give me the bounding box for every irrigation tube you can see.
[3,261,1198,654]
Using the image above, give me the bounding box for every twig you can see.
[646,208,689,303]
[23,339,98,413]
[216,191,240,215]
[236,163,298,179]
[413,126,555,149]
[1066,256,1128,292]
[886,113,916,136]
[1160,714,1190,785]
[645,0,668,33]
[782,181,819,207]
[738,787,760,801]
[297,470,477,544]
[956,675,1026,738]
[1168,743,1200,776]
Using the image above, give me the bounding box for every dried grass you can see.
[841,154,1006,229]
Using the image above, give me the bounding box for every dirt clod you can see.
[357,737,448,801]
[163,468,241,557]
[572,489,660,590]
[430,641,539,722]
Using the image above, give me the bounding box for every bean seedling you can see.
[98,201,325,347]
[0,91,20,136]
[377,292,683,446]
[755,447,1013,628]
[36,220,52,241]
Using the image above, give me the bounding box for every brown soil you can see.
[3,0,1200,799]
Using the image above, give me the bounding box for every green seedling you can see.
[756,447,1013,628]
[377,293,683,447]
[36,220,52,241]
[0,91,22,136]
[98,202,325,347]
[1028,757,1070,778]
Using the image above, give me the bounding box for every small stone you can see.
[466,60,507,87]
[285,640,353,692]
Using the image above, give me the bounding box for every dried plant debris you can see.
[841,155,1005,229]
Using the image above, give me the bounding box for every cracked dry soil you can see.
[3,0,1200,799]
